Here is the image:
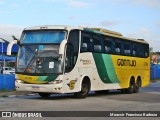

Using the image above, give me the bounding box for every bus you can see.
[7,25,150,98]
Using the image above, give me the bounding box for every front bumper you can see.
[15,81,63,93]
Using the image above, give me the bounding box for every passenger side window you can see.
[124,42,131,56]
[104,37,113,53]
[81,33,93,52]
[133,44,138,57]
[137,45,144,57]
[133,44,145,57]
[93,35,102,53]
[114,40,122,54]
[144,44,149,58]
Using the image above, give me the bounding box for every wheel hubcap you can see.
[81,84,88,95]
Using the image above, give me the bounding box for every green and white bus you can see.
[7,25,150,98]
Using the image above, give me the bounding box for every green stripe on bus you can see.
[45,75,58,82]
[93,53,119,83]
[102,54,119,83]
[38,75,58,82]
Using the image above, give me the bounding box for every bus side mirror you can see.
[7,40,18,55]
[59,39,67,55]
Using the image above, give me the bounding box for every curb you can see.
[0,91,32,97]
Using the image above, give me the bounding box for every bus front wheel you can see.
[74,79,90,98]
[95,90,109,94]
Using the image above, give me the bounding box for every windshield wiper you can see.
[24,49,38,73]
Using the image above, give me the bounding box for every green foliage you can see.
[156,52,160,55]
[0,89,15,93]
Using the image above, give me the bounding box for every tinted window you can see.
[114,40,122,54]
[132,43,149,58]
[93,35,102,53]
[124,42,131,56]
[133,44,138,57]
[144,44,149,57]
[104,37,113,53]
[138,45,144,57]
[65,30,79,72]
[80,31,149,58]
[81,33,93,52]
[68,30,79,54]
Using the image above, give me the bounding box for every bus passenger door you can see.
[63,30,80,93]
[63,43,80,93]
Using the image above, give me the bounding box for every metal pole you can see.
[0,38,8,74]
[1,42,4,74]
[1,41,4,74]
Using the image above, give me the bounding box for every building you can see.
[151,53,160,64]
[0,42,18,68]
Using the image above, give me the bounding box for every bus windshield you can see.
[16,30,67,75]
[16,44,63,75]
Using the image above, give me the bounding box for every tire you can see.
[126,79,135,94]
[134,80,141,93]
[74,80,90,98]
[121,89,127,94]
[38,93,51,98]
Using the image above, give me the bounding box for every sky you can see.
[0,0,160,51]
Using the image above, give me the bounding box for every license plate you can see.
[31,86,40,91]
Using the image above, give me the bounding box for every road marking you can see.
[143,92,160,94]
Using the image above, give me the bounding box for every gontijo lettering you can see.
[117,59,136,67]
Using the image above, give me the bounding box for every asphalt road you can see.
[0,82,160,120]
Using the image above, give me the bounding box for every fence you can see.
[150,64,160,80]
[0,74,15,91]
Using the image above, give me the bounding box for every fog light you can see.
[49,80,62,84]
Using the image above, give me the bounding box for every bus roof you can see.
[84,28,149,44]
[24,25,148,44]
[24,25,83,31]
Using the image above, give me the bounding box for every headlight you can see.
[48,80,62,84]
[16,80,24,83]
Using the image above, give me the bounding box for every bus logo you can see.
[68,80,77,90]
[117,59,136,67]
[80,59,91,65]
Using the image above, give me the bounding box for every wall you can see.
[0,75,15,91]
[150,64,160,80]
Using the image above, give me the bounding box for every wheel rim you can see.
[135,84,138,91]
[81,84,88,95]
[131,84,134,92]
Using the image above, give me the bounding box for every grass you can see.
[151,79,160,83]
[0,89,15,93]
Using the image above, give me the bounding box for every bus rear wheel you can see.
[74,79,90,98]
[38,93,51,98]
[134,80,141,93]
